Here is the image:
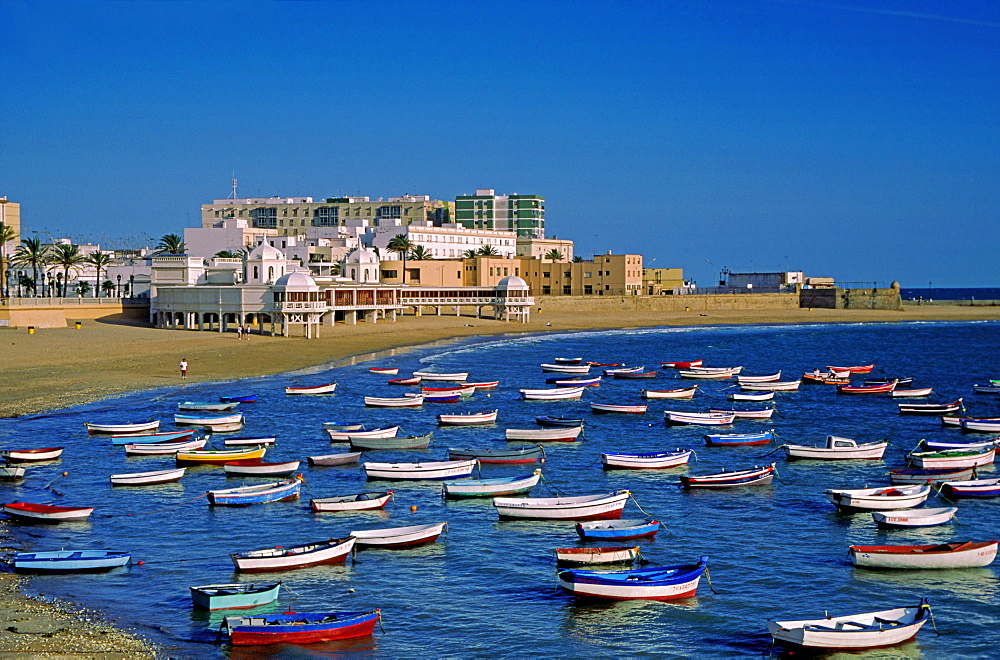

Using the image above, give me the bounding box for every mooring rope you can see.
[754,444,788,459]
[538,473,569,496]
[703,566,721,594]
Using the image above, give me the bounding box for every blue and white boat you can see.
[220,394,258,403]
[442,471,541,498]
[12,550,131,572]
[109,430,195,446]
[575,518,661,540]
[189,582,281,610]
[704,430,776,447]
[207,477,302,506]
[558,557,708,600]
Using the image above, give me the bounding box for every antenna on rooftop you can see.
[228,174,238,200]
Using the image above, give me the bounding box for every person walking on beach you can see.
[179,358,188,379]
[236,326,243,339]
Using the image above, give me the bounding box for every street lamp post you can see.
[129,274,134,298]
[117,274,122,297]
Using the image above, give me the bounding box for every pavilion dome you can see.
[496,275,528,290]
[345,247,379,264]
[274,271,318,290]
[248,242,285,261]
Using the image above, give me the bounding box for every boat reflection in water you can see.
[228,634,377,659]
[561,598,701,653]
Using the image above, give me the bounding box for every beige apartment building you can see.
[520,253,643,296]
[643,267,686,294]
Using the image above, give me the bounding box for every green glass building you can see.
[455,189,545,238]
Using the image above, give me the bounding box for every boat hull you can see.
[769,602,928,649]
[849,541,998,569]
[311,492,393,512]
[443,473,540,498]
[558,560,706,601]
[350,522,447,548]
[13,551,130,572]
[600,450,692,469]
[555,546,641,566]
[307,452,362,466]
[231,537,356,573]
[190,583,281,610]
[226,610,379,646]
[110,468,186,486]
[493,491,630,521]
[363,459,477,481]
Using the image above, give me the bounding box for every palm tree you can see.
[386,234,414,284]
[544,249,563,261]
[48,243,86,297]
[214,249,245,259]
[86,251,114,298]
[477,245,500,257]
[462,248,478,259]
[572,256,584,263]
[101,279,116,297]
[409,245,431,260]
[76,280,91,297]
[0,221,15,297]
[155,233,186,255]
[12,237,51,297]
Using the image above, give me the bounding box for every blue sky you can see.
[1,0,997,286]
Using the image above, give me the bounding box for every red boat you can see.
[225,609,380,646]
[828,363,875,374]
[837,380,897,395]
[586,362,620,367]
[660,360,703,369]
[3,502,94,522]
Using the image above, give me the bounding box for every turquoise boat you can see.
[189,582,281,610]
[442,471,541,498]
[110,430,195,446]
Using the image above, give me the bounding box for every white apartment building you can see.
[368,221,518,259]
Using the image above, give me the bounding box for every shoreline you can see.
[0,302,998,655]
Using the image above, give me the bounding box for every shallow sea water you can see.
[2,320,998,658]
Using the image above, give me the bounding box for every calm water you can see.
[2,321,999,658]
[900,287,1000,301]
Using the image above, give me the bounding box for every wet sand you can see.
[0,301,997,654]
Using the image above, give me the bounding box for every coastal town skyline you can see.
[2,1,998,287]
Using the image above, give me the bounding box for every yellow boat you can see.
[175,446,266,465]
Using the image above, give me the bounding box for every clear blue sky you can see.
[2,1,997,287]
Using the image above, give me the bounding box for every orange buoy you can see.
[137,561,144,565]
[410,505,418,512]
[62,471,69,477]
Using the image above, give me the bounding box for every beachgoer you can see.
[236,326,242,339]
[243,326,250,340]
[179,358,188,379]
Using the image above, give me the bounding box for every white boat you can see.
[124,438,207,455]
[741,380,801,391]
[960,419,1000,433]
[553,357,583,364]
[362,458,477,481]
[709,407,775,419]
[685,366,743,374]
[679,368,740,379]
[84,420,160,435]
[412,371,468,382]
[824,484,930,511]
[641,387,697,399]
[729,390,775,401]
[3,502,94,522]
[364,396,424,407]
[465,380,500,390]
[849,541,998,569]
[307,452,363,467]
[492,490,631,520]
[0,447,65,462]
[310,491,393,511]
[557,558,707,601]
[438,410,498,425]
[872,507,958,528]
[174,413,243,426]
[601,449,692,469]
[0,465,26,480]
[505,426,583,442]
[326,426,399,442]
[223,460,301,477]
[443,471,541,498]
[783,436,888,460]
[540,363,592,373]
[768,599,932,649]
[109,468,186,486]
[664,411,735,426]
[890,387,933,398]
[349,522,448,548]
[178,401,239,412]
[590,403,647,415]
[735,372,781,383]
[230,537,356,573]
[555,546,641,565]
[284,383,337,395]
[223,436,278,447]
[519,386,585,401]
[907,447,996,469]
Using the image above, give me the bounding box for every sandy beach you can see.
[0,301,997,655]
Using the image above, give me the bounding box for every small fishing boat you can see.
[907,447,995,469]
[664,411,735,426]
[411,392,460,404]
[223,436,278,447]
[576,519,660,540]
[613,371,657,379]
[109,430,195,446]
[960,418,1000,433]
[12,550,131,572]
[941,478,1000,498]
[680,464,776,489]
[110,468,186,486]
[768,599,931,650]
[603,366,646,375]
[972,384,1000,394]
[825,484,931,511]
[124,438,207,455]
[493,490,631,521]
[940,414,1000,427]
[558,558,708,601]
[364,395,424,407]
[369,367,399,375]
[438,410,498,425]
[223,460,302,477]
[310,491,393,512]
[783,436,888,460]
[837,380,897,395]
[326,426,400,442]
[890,387,933,398]
[898,399,963,415]
[173,413,244,431]
[443,471,541,498]
[224,609,380,646]
[465,380,500,390]
[736,372,782,383]
[219,394,258,403]
[350,432,433,451]
[0,466,26,480]
[0,447,64,462]
[322,422,366,431]
[555,546,641,566]
[540,363,592,374]
[388,376,422,385]
[709,407,775,419]
[363,458,477,481]
[178,401,239,412]
[189,582,281,610]
[828,363,875,374]
[679,368,740,380]
[447,445,545,464]
[729,390,774,401]
[703,430,775,447]
[231,536,356,572]
[350,522,448,548]
[591,403,648,414]
[866,376,914,387]
[208,477,302,506]
[801,371,851,385]
[505,426,583,442]
[84,420,160,435]
[175,446,266,465]
[600,449,692,470]
[553,357,584,364]
[920,437,999,452]
[3,502,94,522]
[889,466,977,484]
[412,370,468,382]
[741,380,801,391]
[642,386,697,399]
[546,376,602,386]
[284,382,337,395]
[421,384,476,396]
[872,507,958,528]
[849,541,998,569]
[519,386,585,401]
[307,452,362,467]
[535,416,585,427]
[660,360,703,368]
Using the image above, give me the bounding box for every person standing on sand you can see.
[179,358,188,379]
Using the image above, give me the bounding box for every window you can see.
[381,270,398,279]
[542,286,551,295]
[584,285,593,295]
[563,285,571,295]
